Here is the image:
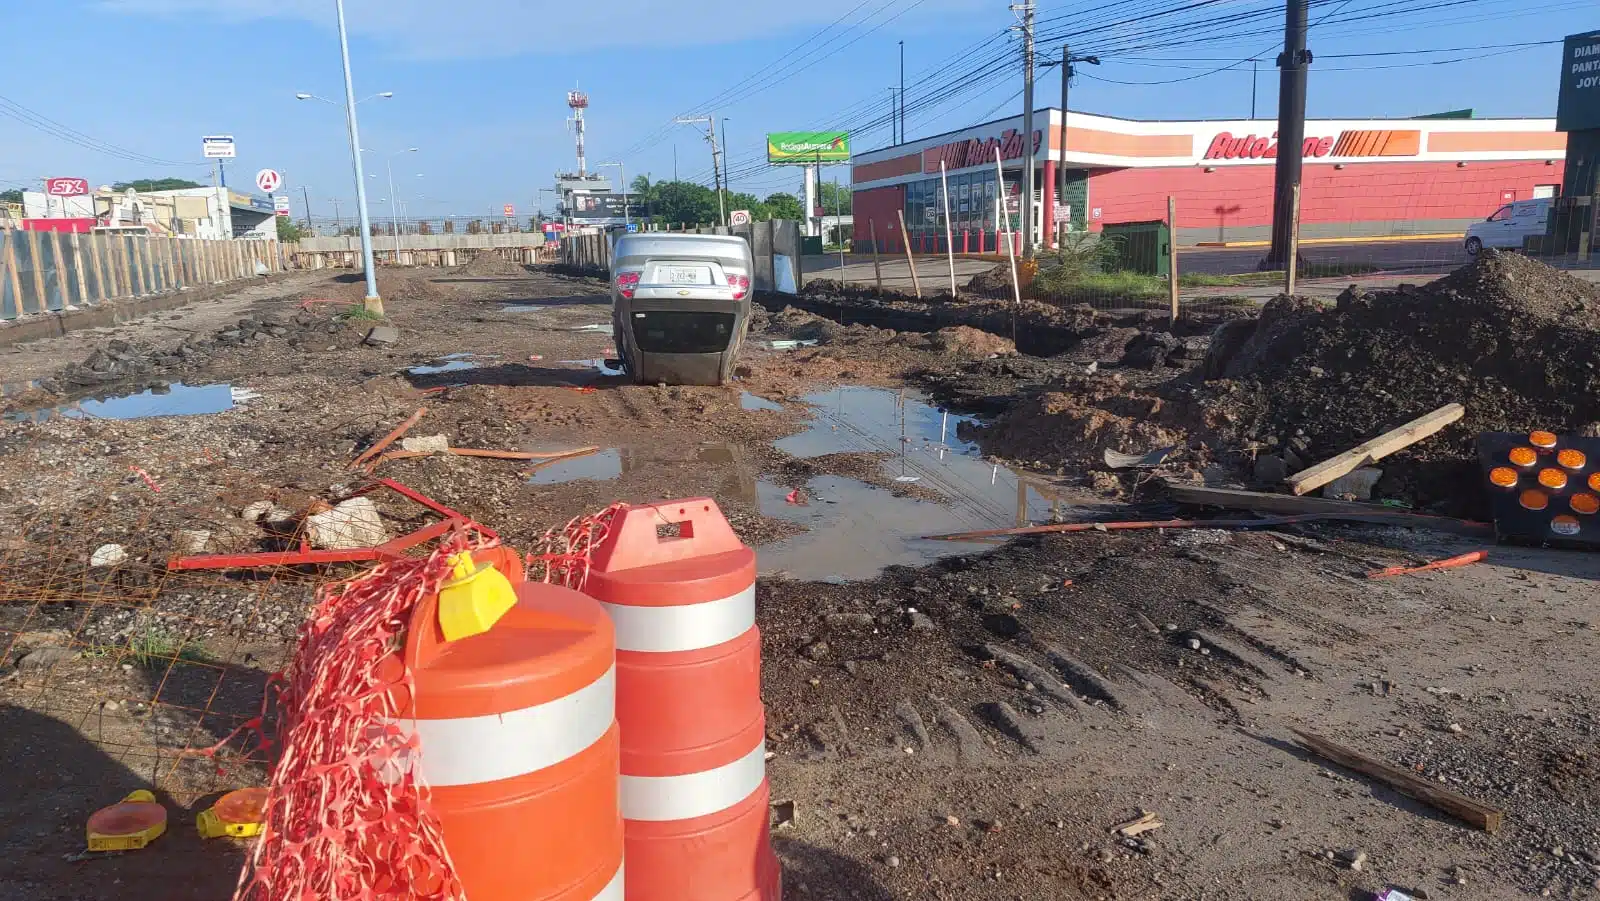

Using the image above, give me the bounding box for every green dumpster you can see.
[1099,220,1171,276]
[801,236,824,255]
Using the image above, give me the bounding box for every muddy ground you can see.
[1,262,1598,901]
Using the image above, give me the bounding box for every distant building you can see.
[16,186,278,239]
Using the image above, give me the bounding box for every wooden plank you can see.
[47,229,68,308]
[1159,481,1494,537]
[86,233,106,301]
[24,228,46,313]
[896,209,922,299]
[1287,403,1466,496]
[1291,728,1503,833]
[1167,196,1179,323]
[69,233,88,307]
[3,231,24,317]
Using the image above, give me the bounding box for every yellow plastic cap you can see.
[437,551,518,642]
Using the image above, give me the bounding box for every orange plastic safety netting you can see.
[230,504,625,900]
[231,530,483,901]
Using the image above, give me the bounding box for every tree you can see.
[762,192,803,222]
[818,181,852,215]
[112,178,204,193]
[0,189,22,204]
[652,180,719,225]
[276,218,303,242]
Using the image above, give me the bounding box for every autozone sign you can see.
[923,128,1043,173]
[45,178,89,196]
[1202,129,1421,162]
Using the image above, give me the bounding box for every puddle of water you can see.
[528,449,624,485]
[558,359,626,377]
[740,392,783,412]
[10,383,236,423]
[408,360,479,375]
[776,386,1070,526]
[755,475,997,582]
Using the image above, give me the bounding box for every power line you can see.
[0,94,198,168]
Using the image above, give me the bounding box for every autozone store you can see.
[849,109,1567,250]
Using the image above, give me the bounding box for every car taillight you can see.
[615,271,640,299]
[726,272,750,300]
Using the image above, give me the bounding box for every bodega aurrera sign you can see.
[1557,29,1600,132]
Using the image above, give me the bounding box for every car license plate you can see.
[663,266,705,284]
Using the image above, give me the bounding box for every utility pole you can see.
[888,89,900,144]
[899,40,906,142]
[301,185,314,231]
[1012,2,1037,254]
[1055,46,1099,247]
[1251,59,1259,119]
[335,0,380,312]
[1265,0,1311,271]
[676,116,725,225]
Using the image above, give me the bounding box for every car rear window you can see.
[631,311,736,354]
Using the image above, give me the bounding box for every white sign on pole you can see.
[729,209,752,226]
[202,135,236,159]
[255,169,283,193]
[1052,205,1072,223]
[274,195,292,217]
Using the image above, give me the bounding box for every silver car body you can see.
[609,233,754,386]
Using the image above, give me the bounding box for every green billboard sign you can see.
[1557,30,1600,132]
[767,131,851,165]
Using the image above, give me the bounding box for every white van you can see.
[1464,198,1551,255]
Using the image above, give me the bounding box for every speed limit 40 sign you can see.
[729,209,752,226]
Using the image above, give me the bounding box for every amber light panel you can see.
[1557,448,1587,471]
[1488,467,1519,488]
[1520,489,1550,511]
[1508,446,1538,467]
[1530,430,1558,449]
[1571,494,1600,516]
[1538,468,1569,490]
[1590,472,1600,492]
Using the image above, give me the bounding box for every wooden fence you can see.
[0,230,282,321]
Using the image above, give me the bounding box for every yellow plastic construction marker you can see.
[87,790,167,852]
[196,788,269,840]
[437,550,518,642]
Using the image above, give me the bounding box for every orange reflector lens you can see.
[1557,448,1587,470]
[1572,493,1600,516]
[1591,472,1600,492]
[1538,468,1569,490]
[1552,515,1582,537]
[1530,430,1558,449]
[1508,446,1537,467]
[1488,467,1519,488]
[1520,489,1550,511]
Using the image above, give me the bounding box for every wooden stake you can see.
[869,220,884,293]
[940,159,957,296]
[69,232,88,306]
[1287,403,1465,496]
[350,409,428,469]
[1167,196,1180,324]
[993,144,1022,344]
[895,209,922,299]
[3,231,24,315]
[1285,183,1302,296]
[24,228,46,313]
[87,233,105,301]
[1291,728,1503,832]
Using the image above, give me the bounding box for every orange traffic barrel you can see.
[387,572,623,901]
[585,499,780,901]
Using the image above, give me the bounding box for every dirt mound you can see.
[965,262,1014,295]
[926,326,1014,357]
[1204,252,1600,500]
[461,252,529,277]
[968,373,1193,473]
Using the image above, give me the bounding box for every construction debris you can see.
[304,496,388,550]
[1110,811,1164,837]
[400,434,452,454]
[1290,728,1504,833]
[350,408,427,469]
[1287,403,1465,496]
[1365,550,1488,579]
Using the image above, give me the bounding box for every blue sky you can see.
[1,1,1591,221]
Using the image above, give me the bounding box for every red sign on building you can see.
[922,129,1043,174]
[45,177,90,197]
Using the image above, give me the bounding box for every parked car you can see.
[608,233,754,386]
[1464,198,1552,255]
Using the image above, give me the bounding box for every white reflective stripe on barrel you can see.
[600,583,755,654]
[391,666,615,788]
[620,740,766,822]
[592,863,624,901]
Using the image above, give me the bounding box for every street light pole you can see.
[334,0,381,314]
